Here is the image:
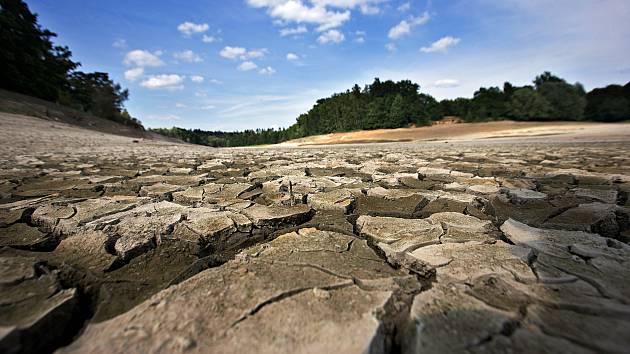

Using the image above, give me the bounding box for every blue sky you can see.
[29,0,630,131]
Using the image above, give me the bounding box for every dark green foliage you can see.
[508,87,552,120]
[442,72,604,122]
[0,0,78,101]
[150,126,303,148]
[533,71,565,87]
[389,94,409,128]
[62,72,133,121]
[527,72,587,120]
[584,84,630,122]
[296,78,435,132]
[365,96,393,129]
[0,0,141,128]
[416,93,442,123]
[536,81,586,120]
[439,98,470,118]
[503,82,516,99]
[466,87,508,121]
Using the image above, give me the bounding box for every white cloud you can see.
[286,52,300,61]
[433,79,461,88]
[202,34,219,43]
[238,61,258,71]
[140,74,185,90]
[123,50,164,67]
[220,46,247,59]
[209,79,223,84]
[259,66,277,75]
[311,0,384,13]
[112,39,127,48]
[246,48,269,59]
[247,0,351,32]
[173,50,203,63]
[279,25,308,36]
[421,36,461,53]
[317,29,345,44]
[398,2,410,12]
[124,67,144,82]
[200,105,216,110]
[190,75,204,83]
[385,43,397,52]
[219,46,268,60]
[248,0,385,35]
[177,22,209,36]
[175,103,187,108]
[388,21,410,40]
[412,12,431,26]
[388,12,430,40]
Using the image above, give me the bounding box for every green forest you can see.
[0,0,142,129]
[153,75,630,147]
[2,0,629,147]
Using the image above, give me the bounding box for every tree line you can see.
[149,127,301,148]
[152,75,629,147]
[441,72,630,122]
[0,0,142,129]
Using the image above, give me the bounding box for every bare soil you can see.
[281,120,630,146]
[1,112,630,354]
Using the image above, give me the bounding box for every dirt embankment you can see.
[280,120,630,146]
[0,89,174,141]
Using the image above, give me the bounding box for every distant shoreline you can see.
[277,120,630,147]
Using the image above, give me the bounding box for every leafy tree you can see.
[440,98,470,118]
[1,0,140,128]
[365,98,390,129]
[536,81,586,120]
[65,72,129,119]
[466,87,507,121]
[594,97,629,121]
[534,71,565,88]
[503,82,516,99]
[508,87,552,120]
[584,84,630,122]
[0,0,78,100]
[414,93,441,123]
[389,94,408,128]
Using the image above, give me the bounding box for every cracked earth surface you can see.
[1,113,630,353]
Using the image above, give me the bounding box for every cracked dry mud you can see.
[1,114,630,353]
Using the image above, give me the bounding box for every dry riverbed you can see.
[1,112,630,353]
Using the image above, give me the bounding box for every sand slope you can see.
[280,120,630,146]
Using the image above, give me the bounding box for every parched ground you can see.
[1,112,630,354]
